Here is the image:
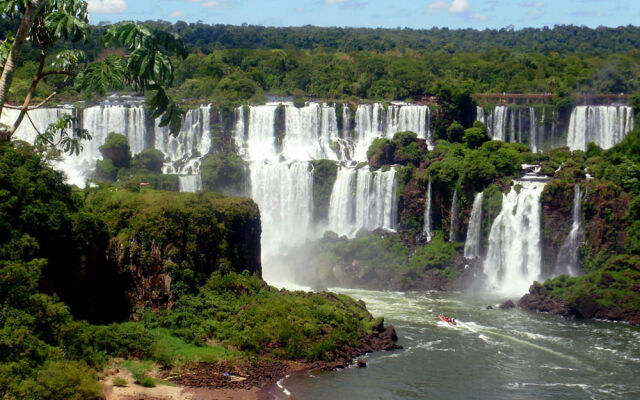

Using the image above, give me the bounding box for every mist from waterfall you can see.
[464,192,483,259]
[178,175,203,192]
[483,179,546,295]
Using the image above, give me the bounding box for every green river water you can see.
[276,289,640,399]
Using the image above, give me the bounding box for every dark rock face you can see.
[499,300,516,309]
[315,318,403,371]
[96,193,262,317]
[517,282,640,325]
[584,182,631,257]
[540,181,575,276]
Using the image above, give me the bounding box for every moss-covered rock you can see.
[311,160,338,223]
[84,189,262,313]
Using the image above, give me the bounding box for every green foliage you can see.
[463,122,490,149]
[99,133,131,168]
[138,376,156,388]
[132,149,165,173]
[446,121,465,143]
[95,159,117,181]
[311,160,338,222]
[408,232,457,271]
[17,361,103,400]
[112,377,128,387]
[367,138,396,167]
[145,271,376,361]
[200,152,247,194]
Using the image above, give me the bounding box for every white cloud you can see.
[449,0,469,13]
[87,0,128,14]
[170,10,185,18]
[326,0,347,3]
[429,1,448,9]
[201,1,218,7]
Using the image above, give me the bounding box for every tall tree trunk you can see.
[0,0,45,141]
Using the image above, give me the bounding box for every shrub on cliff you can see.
[99,133,131,168]
[312,160,338,222]
[132,149,166,173]
[200,152,247,194]
[367,138,396,168]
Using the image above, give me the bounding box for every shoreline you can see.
[103,320,401,400]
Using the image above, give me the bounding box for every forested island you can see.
[1,2,639,399]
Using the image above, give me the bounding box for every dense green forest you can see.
[3,21,640,109]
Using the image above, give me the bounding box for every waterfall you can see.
[464,192,483,258]
[65,105,147,186]
[488,106,508,141]
[2,107,72,144]
[155,105,211,174]
[476,105,485,124]
[328,167,357,236]
[283,103,339,161]
[178,175,202,192]
[567,105,635,151]
[423,180,433,242]
[250,161,314,251]
[327,166,397,237]
[554,185,583,277]
[449,189,459,242]
[529,107,537,152]
[352,103,432,160]
[483,179,546,294]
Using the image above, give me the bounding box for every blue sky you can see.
[87,0,640,30]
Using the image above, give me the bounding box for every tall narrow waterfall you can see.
[327,166,398,237]
[529,107,537,153]
[567,105,634,151]
[476,106,485,124]
[483,179,546,294]
[488,106,508,141]
[423,180,433,242]
[449,189,459,242]
[554,185,584,277]
[464,192,483,258]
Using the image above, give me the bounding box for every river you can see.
[276,289,640,400]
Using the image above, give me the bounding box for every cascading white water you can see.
[353,103,383,161]
[554,185,583,277]
[178,175,202,192]
[327,166,397,237]
[283,103,339,161]
[464,192,483,259]
[449,189,459,242]
[352,103,433,160]
[529,107,537,152]
[476,106,485,124]
[155,105,211,174]
[483,179,546,294]
[2,107,72,144]
[250,161,314,252]
[567,105,634,151]
[423,180,433,242]
[488,106,508,141]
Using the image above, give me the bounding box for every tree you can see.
[0,0,187,152]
